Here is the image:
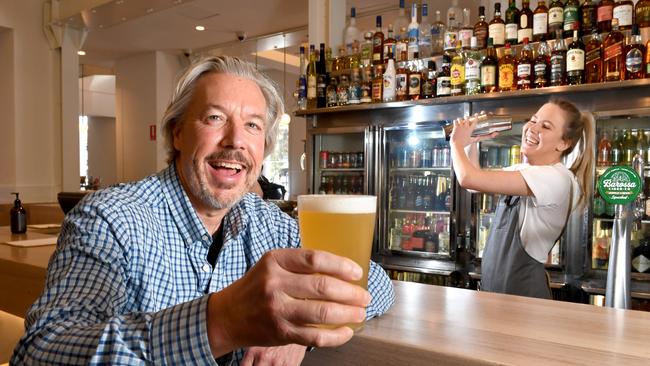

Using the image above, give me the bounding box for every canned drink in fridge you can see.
[328,152,337,168]
[399,147,409,168]
[421,148,432,167]
[510,145,521,165]
[320,151,329,169]
[499,146,510,168]
[409,149,421,168]
[342,153,350,168]
[432,146,441,167]
[479,147,489,167]
[357,152,364,168]
[487,147,499,168]
[440,146,451,167]
[349,152,358,168]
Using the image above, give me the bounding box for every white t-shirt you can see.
[504,163,580,263]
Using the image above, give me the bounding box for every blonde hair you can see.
[549,98,595,209]
[161,56,285,164]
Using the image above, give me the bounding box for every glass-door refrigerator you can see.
[307,126,374,196]
[378,122,458,274]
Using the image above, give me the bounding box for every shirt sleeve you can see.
[517,164,572,207]
[11,201,218,365]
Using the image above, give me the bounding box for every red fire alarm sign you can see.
[150,125,156,141]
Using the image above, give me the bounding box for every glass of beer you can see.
[297,194,377,328]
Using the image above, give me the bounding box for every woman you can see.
[450,98,594,299]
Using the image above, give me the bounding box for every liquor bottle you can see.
[613,0,634,31]
[349,67,361,105]
[505,0,520,46]
[481,38,499,93]
[624,24,646,80]
[444,11,459,51]
[517,37,534,90]
[395,0,410,42]
[566,29,586,85]
[360,32,373,68]
[396,60,409,101]
[597,128,612,166]
[383,55,397,102]
[307,44,318,109]
[489,2,506,47]
[397,27,409,61]
[498,43,516,91]
[459,8,474,50]
[371,65,384,102]
[598,0,615,33]
[473,6,489,50]
[432,10,447,54]
[407,3,420,60]
[585,30,603,83]
[360,67,373,104]
[343,7,362,55]
[646,36,650,77]
[632,239,650,273]
[326,76,338,107]
[622,128,637,165]
[384,25,397,63]
[419,3,433,58]
[534,40,551,87]
[297,46,307,110]
[372,16,384,65]
[533,0,549,42]
[548,0,564,38]
[408,58,423,100]
[448,0,462,29]
[450,41,465,96]
[518,0,534,44]
[421,60,437,98]
[563,0,581,38]
[581,0,598,36]
[637,0,650,46]
[316,43,328,108]
[604,18,625,81]
[337,74,350,106]
[550,29,567,86]
[465,37,482,95]
[437,53,452,97]
[610,127,623,165]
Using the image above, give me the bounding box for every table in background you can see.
[304,281,650,366]
[0,227,57,317]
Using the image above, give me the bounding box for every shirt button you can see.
[202,235,210,242]
[202,264,211,273]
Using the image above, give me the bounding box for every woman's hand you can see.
[450,115,499,148]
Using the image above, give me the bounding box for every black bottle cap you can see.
[11,192,21,208]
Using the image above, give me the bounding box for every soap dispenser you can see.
[10,192,27,234]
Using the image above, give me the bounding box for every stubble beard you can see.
[189,155,258,210]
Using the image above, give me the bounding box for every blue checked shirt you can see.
[11,164,395,365]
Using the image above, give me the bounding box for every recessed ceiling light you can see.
[77,50,86,56]
[195,25,205,31]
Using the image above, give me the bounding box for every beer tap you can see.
[633,154,645,221]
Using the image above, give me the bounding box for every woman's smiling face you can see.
[521,102,571,165]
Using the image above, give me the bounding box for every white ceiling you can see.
[68,0,483,70]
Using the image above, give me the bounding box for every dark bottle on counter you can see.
[421,60,437,99]
[437,53,452,97]
[10,192,27,234]
[474,6,489,49]
[534,40,551,87]
[563,0,581,38]
[604,18,625,81]
[316,43,328,108]
[581,0,598,35]
[585,30,604,83]
[372,16,385,65]
[566,28,585,85]
[624,24,646,80]
[550,29,567,86]
[505,0,520,45]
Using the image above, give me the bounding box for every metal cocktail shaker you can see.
[442,113,512,140]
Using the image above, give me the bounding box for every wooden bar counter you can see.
[304,281,650,365]
[0,227,57,317]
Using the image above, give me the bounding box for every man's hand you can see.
[241,344,307,366]
[206,248,370,358]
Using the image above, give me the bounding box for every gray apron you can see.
[480,195,552,299]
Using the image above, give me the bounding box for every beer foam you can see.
[297,195,376,213]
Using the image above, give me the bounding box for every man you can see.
[11,56,394,365]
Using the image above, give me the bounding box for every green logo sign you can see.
[597,166,642,204]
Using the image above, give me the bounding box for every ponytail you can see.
[549,98,595,209]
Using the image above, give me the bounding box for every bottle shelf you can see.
[390,167,451,172]
[320,168,364,172]
[594,217,650,224]
[390,209,450,215]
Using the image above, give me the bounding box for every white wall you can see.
[0,1,61,203]
[87,116,117,186]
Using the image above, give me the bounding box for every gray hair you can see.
[162,56,285,164]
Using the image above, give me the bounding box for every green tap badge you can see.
[597,166,642,205]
